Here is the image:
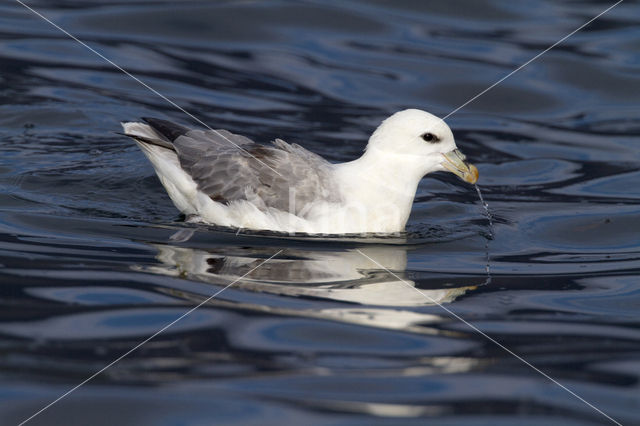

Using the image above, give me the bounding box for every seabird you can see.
[122,109,478,234]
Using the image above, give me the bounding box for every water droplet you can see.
[474,184,493,285]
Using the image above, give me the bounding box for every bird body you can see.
[123,109,478,234]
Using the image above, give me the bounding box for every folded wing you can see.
[138,118,341,214]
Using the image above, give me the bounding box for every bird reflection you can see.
[142,243,477,331]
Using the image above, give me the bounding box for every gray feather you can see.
[171,128,341,213]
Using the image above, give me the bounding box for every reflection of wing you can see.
[141,118,341,214]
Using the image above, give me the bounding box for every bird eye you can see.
[421,132,438,143]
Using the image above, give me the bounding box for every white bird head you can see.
[366,109,478,184]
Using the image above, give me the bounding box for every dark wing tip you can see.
[122,131,175,151]
[142,117,190,141]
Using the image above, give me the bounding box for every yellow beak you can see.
[441,149,479,184]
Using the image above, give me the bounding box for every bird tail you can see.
[121,122,176,151]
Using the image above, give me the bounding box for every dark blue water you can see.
[1,1,639,425]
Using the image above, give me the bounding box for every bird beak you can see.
[441,149,479,184]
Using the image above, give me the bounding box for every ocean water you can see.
[1,1,639,425]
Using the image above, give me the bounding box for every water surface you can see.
[1,1,639,425]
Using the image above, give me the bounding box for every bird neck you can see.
[334,147,428,230]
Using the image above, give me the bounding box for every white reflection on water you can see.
[141,244,478,332]
[149,245,475,306]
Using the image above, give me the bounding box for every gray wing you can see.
[168,126,341,214]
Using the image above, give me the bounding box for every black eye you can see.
[421,132,438,143]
